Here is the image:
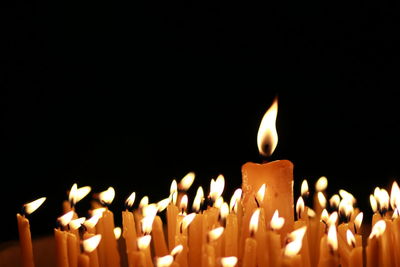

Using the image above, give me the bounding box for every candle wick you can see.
[254,196,260,208]
[354,224,357,235]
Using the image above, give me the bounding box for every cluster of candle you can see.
[16,174,400,267]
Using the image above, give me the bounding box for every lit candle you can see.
[82,234,101,267]
[346,230,363,267]
[177,172,195,208]
[242,209,259,267]
[123,192,138,266]
[267,209,284,267]
[55,211,74,267]
[152,198,169,257]
[16,197,46,267]
[220,256,238,267]
[282,226,307,267]
[156,255,174,267]
[224,189,241,258]
[189,186,204,267]
[167,180,179,251]
[138,235,153,267]
[317,224,339,267]
[242,97,294,246]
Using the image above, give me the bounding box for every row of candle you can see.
[17,172,400,267]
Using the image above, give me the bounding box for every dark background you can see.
[1,1,399,242]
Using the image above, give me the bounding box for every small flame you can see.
[84,214,102,228]
[346,229,356,248]
[270,210,285,231]
[181,213,196,232]
[210,175,225,201]
[24,197,46,215]
[141,216,155,235]
[214,196,224,209]
[315,177,328,192]
[249,208,260,235]
[338,199,354,220]
[137,235,152,250]
[69,183,78,205]
[318,192,327,208]
[157,198,170,213]
[82,234,101,253]
[143,204,158,218]
[179,195,188,214]
[329,194,341,210]
[354,212,363,232]
[327,211,338,226]
[370,220,386,238]
[391,181,400,210]
[285,226,306,257]
[321,209,329,224]
[58,211,74,227]
[287,226,307,242]
[339,189,356,205]
[327,224,338,252]
[257,97,278,157]
[170,180,178,205]
[76,186,91,203]
[393,208,399,219]
[208,227,224,242]
[179,172,195,191]
[375,188,390,213]
[69,217,86,230]
[307,208,316,218]
[171,245,183,256]
[296,196,305,218]
[301,180,309,198]
[220,202,230,220]
[125,192,136,208]
[193,186,204,212]
[370,195,377,213]
[139,196,149,210]
[221,256,238,267]
[229,189,242,214]
[156,255,174,267]
[114,227,122,239]
[256,184,266,204]
[92,207,106,217]
[99,187,115,205]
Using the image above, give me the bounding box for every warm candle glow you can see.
[141,216,155,235]
[296,196,305,218]
[307,208,316,218]
[157,198,170,212]
[338,199,353,221]
[287,226,307,242]
[375,188,389,213]
[58,211,74,227]
[137,235,152,250]
[125,192,136,208]
[192,186,204,213]
[214,196,224,209]
[256,184,266,205]
[229,188,242,214]
[370,220,386,238]
[82,234,101,253]
[339,189,356,205]
[69,217,85,230]
[390,181,400,210]
[346,229,356,248]
[210,174,225,202]
[143,204,157,218]
[99,187,115,205]
[315,176,328,192]
[318,192,327,209]
[301,179,309,198]
[24,197,46,215]
[321,209,329,224]
[270,210,285,231]
[114,227,122,239]
[329,194,340,210]
[284,226,306,257]
[220,202,229,220]
[156,255,174,267]
[70,184,91,205]
[354,212,363,232]
[370,194,378,213]
[171,245,183,256]
[208,227,224,242]
[139,196,149,210]
[179,195,188,214]
[179,172,195,191]
[327,224,338,251]
[84,213,101,228]
[257,96,278,157]
[221,256,238,267]
[249,208,260,235]
[328,211,338,226]
[181,213,196,232]
[92,207,106,217]
[170,180,178,205]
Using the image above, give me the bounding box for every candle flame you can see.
[214,196,224,209]
[139,196,149,210]
[256,184,266,204]
[137,235,152,250]
[69,183,78,205]
[99,187,115,205]
[210,175,225,201]
[327,211,338,226]
[301,180,309,198]
[83,234,101,253]
[375,188,389,213]
[230,188,242,214]
[287,226,307,242]
[92,207,106,217]
[220,202,230,220]
[346,229,356,247]
[143,204,158,218]
[69,217,86,230]
[257,97,278,157]
[181,213,196,232]
[84,213,101,228]
[321,209,329,224]
[156,255,174,267]
[24,197,46,215]
[354,212,363,232]
[179,172,195,191]
[285,226,306,257]
[270,210,285,231]
[125,192,136,208]
[370,194,378,213]
[317,192,327,209]
[179,195,188,214]
[114,227,122,239]
[393,208,399,219]
[58,211,74,227]
[391,181,400,210]
[221,256,238,267]
[329,194,341,210]
[141,216,155,235]
[370,220,386,238]
[171,244,183,256]
[315,177,328,192]
[338,199,353,220]
[170,180,178,205]
[339,189,356,205]
[327,224,338,252]
[157,198,170,212]
[208,227,224,242]
[249,208,260,235]
[193,186,204,212]
[296,196,305,219]
[307,208,316,218]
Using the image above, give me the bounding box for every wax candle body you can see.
[366,236,378,267]
[102,209,121,267]
[152,215,168,257]
[242,160,294,242]
[224,213,238,257]
[122,210,138,253]
[54,228,69,267]
[189,213,203,267]
[281,255,302,267]
[242,237,257,267]
[127,251,146,267]
[349,246,363,267]
[167,203,179,250]
[17,214,35,267]
[67,232,78,267]
[78,254,90,267]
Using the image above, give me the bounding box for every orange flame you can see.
[257,97,278,157]
[24,197,46,215]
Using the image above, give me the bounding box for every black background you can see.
[1,1,400,242]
